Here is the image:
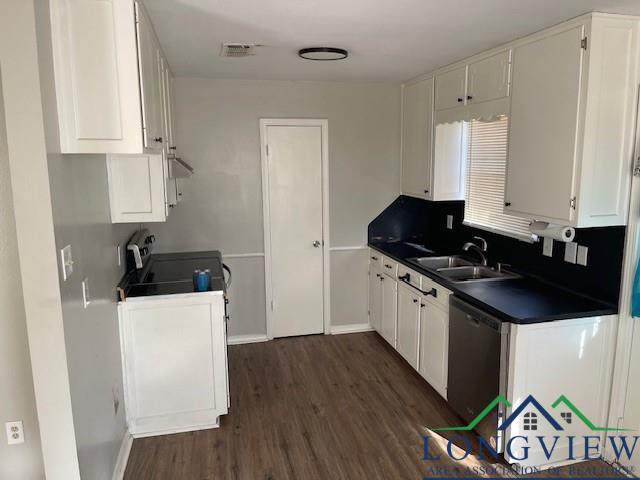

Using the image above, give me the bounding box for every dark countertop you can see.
[369,242,617,324]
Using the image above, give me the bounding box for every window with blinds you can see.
[464,117,533,241]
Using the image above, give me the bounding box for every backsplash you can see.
[368,196,625,305]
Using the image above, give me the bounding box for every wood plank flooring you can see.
[124,332,623,479]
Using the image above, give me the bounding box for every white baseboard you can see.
[227,334,269,345]
[330,323,373,335]
[112,430,133,480]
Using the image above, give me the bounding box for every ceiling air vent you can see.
[220,43,257,58]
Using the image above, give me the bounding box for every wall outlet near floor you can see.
[577,245,588,266]
[60,245,74,281]
[542,237,554,257]
[446,215,453,230]
[5,421,24,445]
[564,242,578,264]
[81,278,91,309]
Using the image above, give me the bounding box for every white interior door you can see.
[264,122,326,338]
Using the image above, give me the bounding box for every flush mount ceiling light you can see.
[298,47,348,61]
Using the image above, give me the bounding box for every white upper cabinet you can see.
[434,66,467,111]
[50,0,172,155]
[50,0,143,153]
[401,78,433,198]
[107,154,167,223]
[401,77,466,202]
[135,1,164,150]
[467,50,511,104]
[505,16,639,227]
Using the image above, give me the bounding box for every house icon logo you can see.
[432,394,630,433]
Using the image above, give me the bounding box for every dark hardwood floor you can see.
[124,332,622,479]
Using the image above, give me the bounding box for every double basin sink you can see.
[408,255,520,284]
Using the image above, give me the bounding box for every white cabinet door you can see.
[432,122,466,201]
[434,66,467,111]
[107,154,167,223]
[380,275,397,347]
[397,283,421,368]
[160,57,177,153]
[401,78,433,198]
[505,25,585,223]
[49,0,143,153]
[135,1,164,150]
[368,266,382,333]
[119,295,228,436]
[419,302,449,399]
[467,50,511,104]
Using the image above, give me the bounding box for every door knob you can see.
[313,240,321,248]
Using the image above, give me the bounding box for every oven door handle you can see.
[223,263,232,289]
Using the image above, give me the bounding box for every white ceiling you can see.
[145,0,640,82]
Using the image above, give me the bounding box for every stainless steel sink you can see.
[437,266,520,283]
[409,255,474,271]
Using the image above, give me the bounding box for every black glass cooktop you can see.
[118,251,225,299]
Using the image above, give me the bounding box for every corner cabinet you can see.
[401,77,466,201]
[504,16,639,227]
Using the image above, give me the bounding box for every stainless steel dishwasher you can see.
[448,296,511,452]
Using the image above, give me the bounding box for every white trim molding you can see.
[329,245,368,252]
[111,430,133,480]
[227,334,269,345]
[223,253,265,259]
[330,323,374,335]
[260,118,331,340]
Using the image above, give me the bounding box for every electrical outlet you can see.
[446,215,453,230]
[564,242,578,264]
[5,421,24,445]
[60,245,73,281]
[81,278,91,309]
[542,237,554,257]
[577,245,589,266]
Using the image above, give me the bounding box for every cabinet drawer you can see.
[398,264,421,290]
[369,249,382,268]
[421,276,452,311]
[381,256,399,278]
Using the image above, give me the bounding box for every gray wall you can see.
[152,78,400,336]
[35,1,135,478]
[0,71,45,480]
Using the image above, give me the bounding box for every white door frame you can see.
[259,118,330,340]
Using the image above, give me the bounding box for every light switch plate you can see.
[543,237,554,257]
[564,242,578,264]
[446,215,453,230]
[81,278,91,309]
[5,421,24,445]
[577,245,589,266]
[60,245,73,281]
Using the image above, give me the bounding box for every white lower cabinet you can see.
[118,292,229,437]
[380,274,398,347]
[369,251,451,397]
[418,301,449,399]
[397,282,421,369]
[368,264,382,333]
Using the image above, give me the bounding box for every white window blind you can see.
[464,117,533,241]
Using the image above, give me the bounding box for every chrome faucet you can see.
[462,236,488,266]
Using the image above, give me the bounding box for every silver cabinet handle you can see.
[313,240,321,248]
